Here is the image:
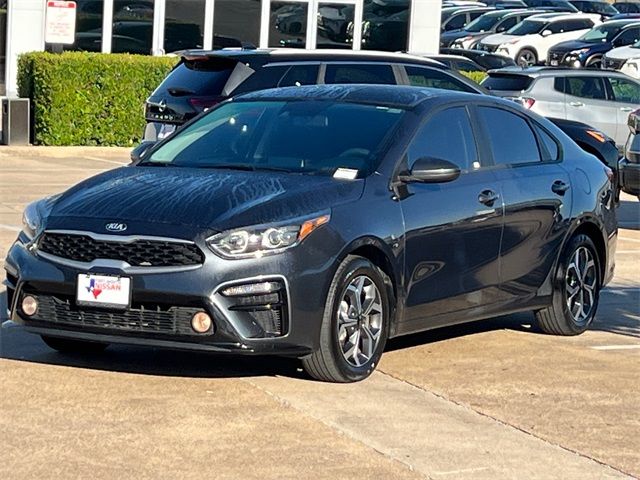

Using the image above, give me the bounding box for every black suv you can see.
[143,49,483,140]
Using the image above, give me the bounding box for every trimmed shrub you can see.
[460,70,488,86]
[18,52,177,146]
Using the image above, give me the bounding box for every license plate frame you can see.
[76,273,132,310]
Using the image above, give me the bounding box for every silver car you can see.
[481,67,640,146]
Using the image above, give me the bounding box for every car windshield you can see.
[580,23,625,43]
[465,13,503,32]
[143,100,405,177]
[507,19,546,35]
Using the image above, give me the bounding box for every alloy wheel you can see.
[337,275,383,367]
[517,51,536,67]
[565,246,597,325]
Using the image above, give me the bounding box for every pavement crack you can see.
[377,369,636,479]
[243,377,432,480]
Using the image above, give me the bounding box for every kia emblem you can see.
[105,222,127,233]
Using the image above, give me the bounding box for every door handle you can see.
[552,180,570,196]
[478,189,499,206]
[620,107,634,113]
[569,102,584,107]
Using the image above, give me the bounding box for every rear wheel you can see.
[302,255,390,383]
[536,234,600,335]
[41,335,109,354]
[516,48,537,67]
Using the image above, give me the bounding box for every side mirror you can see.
[541,29,552,37]
[130,141,156,163]
[399,157,461,184]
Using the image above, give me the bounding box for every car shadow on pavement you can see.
[1,285,638,379]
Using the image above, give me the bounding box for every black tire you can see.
[585,56,602,69]
[516,48,537,67]
[302,255,391,383]
[41,335,109,354]
[535,234,601,336]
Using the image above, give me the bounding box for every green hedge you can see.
[460,71,488,85]
[18,52,177,146]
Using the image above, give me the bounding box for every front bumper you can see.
[4,230,338,356]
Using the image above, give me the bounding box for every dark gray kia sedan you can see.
[5,85,617,382]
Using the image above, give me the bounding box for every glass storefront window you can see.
[165,0,205,53]
[213,0,261,49]
[316,3,354,49]
[270,1,308,48]
[112,0,154,54]
[360,0,409,52]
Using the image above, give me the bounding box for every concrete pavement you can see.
[1,148,638,479]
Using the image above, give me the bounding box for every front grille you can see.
[477,43,499,53]
[26,294,210,336]
[547,51,565,64]
[603,57,626,70]
[39,232,204,267]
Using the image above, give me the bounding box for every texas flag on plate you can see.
[76,274,131,309]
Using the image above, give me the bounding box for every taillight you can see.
[520,97,535,109]
[188,96,224,112]
[586,129,606,144]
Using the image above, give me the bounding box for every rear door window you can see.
[405,66,478,93]
[614,27,640,46]
[477,107,542,165]
[565,76,607,100]
[481,74,533,91]
[154,58,238,96]
[445,13,468,31]
[324,63,396,84]
[232,65,290,95]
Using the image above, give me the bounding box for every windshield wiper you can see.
[195,164,256,171]
[137,161,171,167]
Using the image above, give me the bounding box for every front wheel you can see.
[585,56,602,69]
[302,255,390,383]
[41,335,109,354]
[535,234,601,335]
[516,48,537,67]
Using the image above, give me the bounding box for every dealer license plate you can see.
[550,60,559,66]
[76,274,131,309]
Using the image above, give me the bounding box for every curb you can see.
[0,146,132,159]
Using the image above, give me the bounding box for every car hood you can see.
[606,44,640,59]
[550,39,610,54]
[482,33,519,46]
[45,166,364,236]
[441,29,479,43]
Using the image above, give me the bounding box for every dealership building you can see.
[3,0,441,97]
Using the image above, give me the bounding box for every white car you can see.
[477,13,600,66]
[603,42,640,79]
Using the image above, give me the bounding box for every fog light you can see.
[21,295,38,316]
[191,311,212,333]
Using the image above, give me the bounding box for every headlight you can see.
[569,48,590,56]
[21,195,58,241]
[207,214,330,259]
[626,60,638,71]
[21,201,41,240]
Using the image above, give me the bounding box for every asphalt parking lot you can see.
[1,148,638,480]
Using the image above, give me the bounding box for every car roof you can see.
[526,12,577,20]
[603,19,640,27]
[234,84,478,110]
[488,66,636,78]
[178,48,444,67]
